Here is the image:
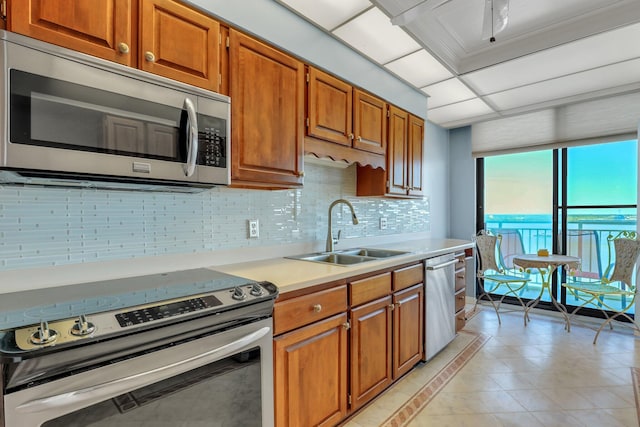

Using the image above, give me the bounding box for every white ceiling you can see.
[275,0,640,128]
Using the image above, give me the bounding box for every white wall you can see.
[424,121,450,238]
[449,126,475,241]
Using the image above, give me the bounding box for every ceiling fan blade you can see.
[482,0,509,40]
[390,0,455,26]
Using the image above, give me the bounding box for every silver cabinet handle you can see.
[16,327,271,414]
[183,98,198,177]
[426,259,458,270]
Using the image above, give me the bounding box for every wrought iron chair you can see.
[490,228,526,270]
[562,231,640,344]
[474,230,531,324]
[562,229,602,280]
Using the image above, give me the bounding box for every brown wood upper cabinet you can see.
[307,67,386,155]
[8,0,221,92]
[228,29,305,188]
[356,105,425,198]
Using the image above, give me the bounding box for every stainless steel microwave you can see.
[0,31,230,191]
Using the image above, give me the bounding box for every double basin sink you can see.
[287,248,410,266]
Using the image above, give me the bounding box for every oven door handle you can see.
[16,326,270,414]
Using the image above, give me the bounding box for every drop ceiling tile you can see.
[333,8,422,64]
[462,22,640,95]
[486,58,640,110]
[385,50,453,87]
[421,78,476,108]
[427,98,495,126]
[278,0,372,30]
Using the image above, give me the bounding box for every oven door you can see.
[3,318,273,427]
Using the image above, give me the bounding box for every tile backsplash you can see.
[0,163,430,270]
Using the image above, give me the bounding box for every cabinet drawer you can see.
[455,254,466,270]
[455,288,466,312]
[455,310,466,332]
[350,272,392,306]
[274,285,347,335]
[392,263,423,291]
[455,272,466,292]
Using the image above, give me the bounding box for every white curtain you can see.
[471,90,640,157]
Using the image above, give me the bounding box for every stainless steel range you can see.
[0,268,278,427]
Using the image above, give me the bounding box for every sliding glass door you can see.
[479,139,638,317]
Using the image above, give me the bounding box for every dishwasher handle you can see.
[426,259,458,270]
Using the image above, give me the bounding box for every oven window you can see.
[43,348,262,427]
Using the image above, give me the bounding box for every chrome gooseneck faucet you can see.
[326,199,359,252]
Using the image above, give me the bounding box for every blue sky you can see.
[484,140,637,214]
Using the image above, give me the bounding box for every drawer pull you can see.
[144,51,156,62]
[118,42,130,54]
[342,322,351,330]
[388,304,395,311]
[312,304,322,313]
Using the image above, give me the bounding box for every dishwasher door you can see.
[424,254,457,361]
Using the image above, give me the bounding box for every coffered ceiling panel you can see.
[485,58,640,111]
[276,0,640,128]
[278,0,372,30]
[461,22,640,95]
[385,50,454,87]
[332,7,422,64]
[427,98,496,125]
[421,78,476,108]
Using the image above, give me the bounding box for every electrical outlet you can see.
[248,219,259,238]
[380,217,387,230]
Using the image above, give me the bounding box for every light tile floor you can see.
[344,305,640,427]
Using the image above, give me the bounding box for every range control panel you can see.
[13,281,276,351]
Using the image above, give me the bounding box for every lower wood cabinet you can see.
[350,295,393,411]
[393,284,424,379]
[273,263,424,427]
[274,313,349,427]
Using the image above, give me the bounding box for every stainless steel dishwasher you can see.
[424,254,457,361]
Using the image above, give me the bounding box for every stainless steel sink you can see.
[336,248,409,258]
[287,248,409,266]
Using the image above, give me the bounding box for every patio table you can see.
[513,254,580,329]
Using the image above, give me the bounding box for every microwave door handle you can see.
[183,98,198,177]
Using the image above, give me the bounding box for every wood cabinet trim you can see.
[274,285,347,336]
[350,272,392,307]
[392,262,424,291]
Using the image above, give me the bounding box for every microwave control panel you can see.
[198,115,226,168]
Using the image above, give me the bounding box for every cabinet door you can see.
[307,67,352,147]
[393,284,424,379]
[353,89,387,155]
[387,105,409,196]
[9,0,134,66]
[407,114,424,197]
[139,0,219,91]
[350,296,393,411]
[274,313,349,427]
[229,30,304,188]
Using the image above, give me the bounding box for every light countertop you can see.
[215,238,473,295]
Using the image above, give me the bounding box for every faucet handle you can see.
[332,230,342,246]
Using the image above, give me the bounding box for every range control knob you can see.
[30,320,58,345]
[250,283,264,297]
[232,287,247,301]
[70,314,96,336]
